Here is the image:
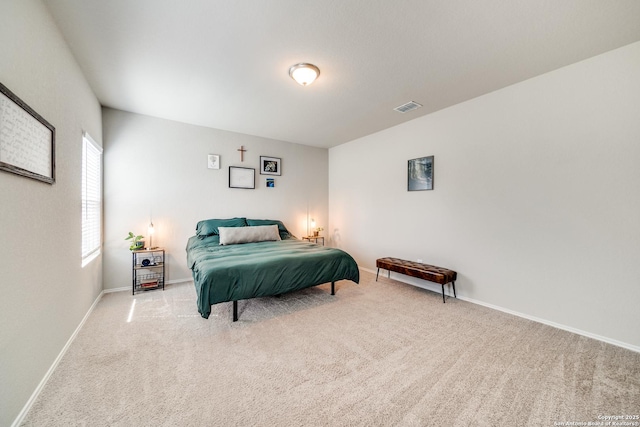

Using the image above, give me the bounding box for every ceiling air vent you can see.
[393,101,423,113]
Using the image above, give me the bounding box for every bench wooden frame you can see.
[375,257,457,303]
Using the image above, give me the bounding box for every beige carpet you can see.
[22,271,640,426]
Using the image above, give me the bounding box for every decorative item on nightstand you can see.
[309,218,323,237]
[125,231,145,251]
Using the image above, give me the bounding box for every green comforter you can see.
[186,236,360,318]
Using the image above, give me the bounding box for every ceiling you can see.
[43,0,640,149]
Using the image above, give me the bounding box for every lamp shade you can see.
[289,63,320,86]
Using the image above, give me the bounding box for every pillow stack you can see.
[195,217,293,241]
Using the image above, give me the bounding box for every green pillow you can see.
[196,217,247,238]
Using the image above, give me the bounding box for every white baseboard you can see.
[103,278,193,294]
[360,266,640,353]
[103,286,129,293]
[11,290,105,427]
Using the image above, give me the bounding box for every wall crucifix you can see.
[237,145,247,162]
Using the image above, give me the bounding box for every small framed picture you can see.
[408,156,434,191]
[207,154,220,169]
[229,166,255,189]
[260,156,281,176]
[266,178,275,188]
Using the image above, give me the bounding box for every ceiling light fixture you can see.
[288,63,320,86]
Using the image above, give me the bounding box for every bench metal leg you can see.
[441,281,457,304]
[376,268,391,281]
[442,281,457,303]
[331,281,335,295]
[233,300,238,322]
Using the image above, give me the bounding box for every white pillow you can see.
[218,225,281,245]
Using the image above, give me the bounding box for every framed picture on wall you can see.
[207,154,220,169]
[260,156,281,176]
[0,82,56,184]
[229,166,255,189]
[408,156,434,191]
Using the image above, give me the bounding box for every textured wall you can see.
[102,108,328,289]
[329,41,640,349]
[0,1,103,425]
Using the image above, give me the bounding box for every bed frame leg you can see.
[331,281,335,295]
[233,301,238,322]
[376,268,380,281]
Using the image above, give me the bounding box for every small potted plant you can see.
[313,227,324,237]
[125,232,145,251]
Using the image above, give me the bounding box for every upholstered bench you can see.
[376,257,457,303]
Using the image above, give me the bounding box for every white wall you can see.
[0,1,103,425]
[102,108,328,290]
[329,41,640,349]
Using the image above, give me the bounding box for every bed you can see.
[186,218,360,321]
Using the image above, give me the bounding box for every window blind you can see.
[82,132,102,262]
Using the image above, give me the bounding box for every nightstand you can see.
[132,248,165,294]
[302,236,325,246]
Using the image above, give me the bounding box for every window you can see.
[81,132,102,266]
